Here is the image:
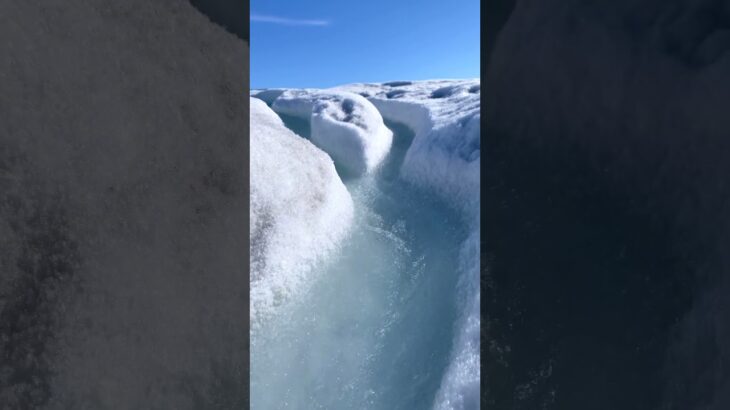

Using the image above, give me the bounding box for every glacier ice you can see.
[252,79,480,410]
[271,90,394,176]
[250,97,354,324]
[335,79,480,223]
[250,88,286,105]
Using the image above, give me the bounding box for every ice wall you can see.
[250,98,354,324]
[271,90,393,175]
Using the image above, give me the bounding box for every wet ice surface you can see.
[251,120,468,409]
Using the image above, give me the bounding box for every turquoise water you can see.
[250,120,467,409]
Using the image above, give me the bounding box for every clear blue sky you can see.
[251,0,480,89]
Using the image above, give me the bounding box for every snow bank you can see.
[250,89,286,105]
[250,98,354,324]
[336,80,480,223]
[270,90,393,175]
[270,89,319,118]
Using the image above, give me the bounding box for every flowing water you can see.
[250,119,468,409]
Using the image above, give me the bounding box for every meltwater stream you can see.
[251,119,468,409]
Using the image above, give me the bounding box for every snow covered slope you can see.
[271,90,393,175]
[250,98,354,324]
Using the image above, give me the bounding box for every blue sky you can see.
[250,0,480,89]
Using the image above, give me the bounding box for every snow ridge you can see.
[271,90,394,176]
[250,98,354,325]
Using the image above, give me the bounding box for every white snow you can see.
[270,90,394,175]
[250,88,286,105]
[334,79,480,223]
[270,89,319,118]
[250,97,354,324]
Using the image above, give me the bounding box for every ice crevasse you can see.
[249,97,354,324]
[252,79,481,410]
[336,79,482,410]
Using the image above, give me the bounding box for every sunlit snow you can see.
[250,79,480,410]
